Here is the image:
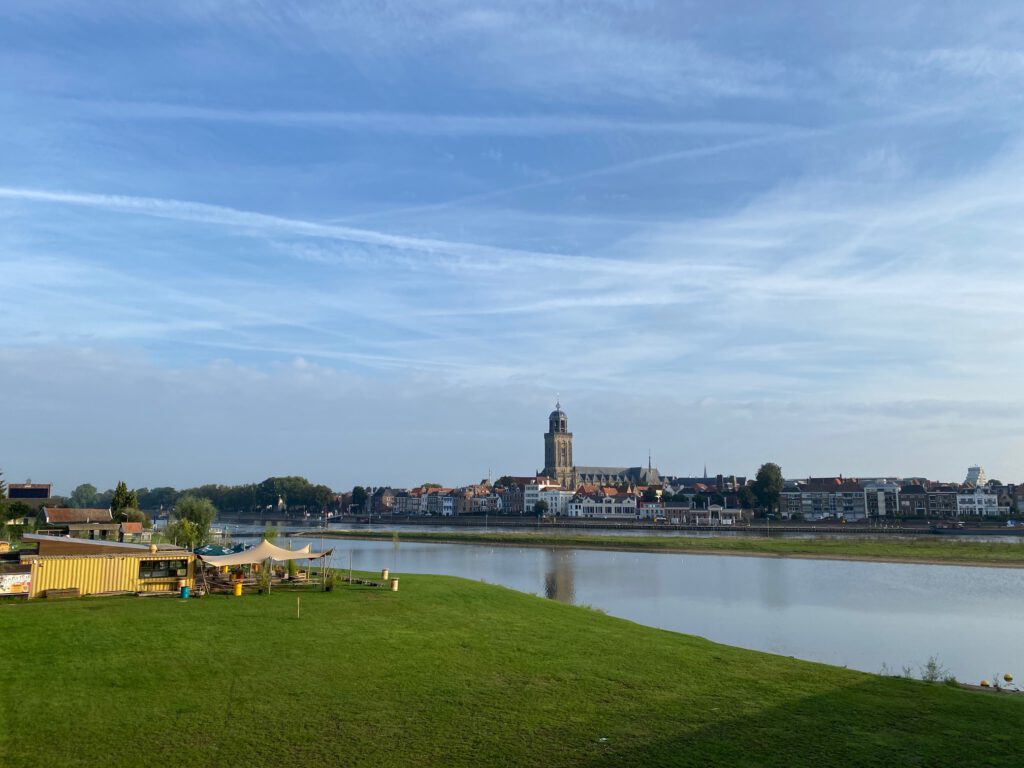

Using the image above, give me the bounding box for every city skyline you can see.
[4,3,1024,490]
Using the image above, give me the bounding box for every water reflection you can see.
[544,549,575,604]
[757,557,790,610]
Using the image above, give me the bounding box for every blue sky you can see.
[3,2,1024,493]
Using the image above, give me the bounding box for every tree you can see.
[110,481,139,520]
[168,495,217,549]
[692,493,708,510]
[264,525,278,542]
[351,486,368,511]
[753,463,784,514]
[737,486,757,510]
[642,487,660,502]
[495,476,518,489]
[69,483,100,509]
[123,508,152,528]
[111,484,139,523]
[166,518,200,550]
[136,486,178,511]
[533,500,549,517]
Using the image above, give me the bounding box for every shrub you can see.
[920,656,950,683]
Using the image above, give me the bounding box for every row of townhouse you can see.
[565,487,747,524]
[370,486,459,516]
[780,478,1011,520]
[366,482,530,517]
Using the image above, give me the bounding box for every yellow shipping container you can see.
[24,553,195,599]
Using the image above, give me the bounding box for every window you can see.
[139,559,189,579]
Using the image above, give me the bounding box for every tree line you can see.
[65,475,338,514]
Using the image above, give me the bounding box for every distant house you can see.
[6,483,54,512]
[42,507,118,540]
[780,479,868,520]
[119,521,151,543]
[899,484,929,517]
[957,487,1001,517]
[567,487,639,519]
[7,483,52,500]
[691,505,742,526]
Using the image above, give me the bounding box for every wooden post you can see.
[297,596,301,619]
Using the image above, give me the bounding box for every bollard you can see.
[390,578,399,592]
[381,568,389,581]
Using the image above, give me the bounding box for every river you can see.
[275,529,1024,685]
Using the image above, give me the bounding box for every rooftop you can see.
[22,533,186,552]
[44,507,113,524]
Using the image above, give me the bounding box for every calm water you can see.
[287,532,1024,684]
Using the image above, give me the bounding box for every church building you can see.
[541,401,663,489]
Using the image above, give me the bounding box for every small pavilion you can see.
[197,539,334,593]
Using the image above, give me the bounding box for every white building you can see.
[568,491,638,519]
[539,488,575,516]
[524,481,561,513]
[957,487,999,516]
[964,466,987,486]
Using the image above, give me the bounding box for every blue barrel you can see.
[180,585,190,599]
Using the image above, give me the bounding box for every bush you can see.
[920,656,950,683]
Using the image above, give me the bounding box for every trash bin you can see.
[390,578,399,592]
[381,568,389,581]
[233,582,243,597]
[180,585,190,599]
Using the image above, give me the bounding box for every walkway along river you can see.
[282,531,1022,684]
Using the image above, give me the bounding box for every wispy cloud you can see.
[5,2,1024,485]
[73,100,795,138]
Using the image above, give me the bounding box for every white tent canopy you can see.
[197,538,333,567]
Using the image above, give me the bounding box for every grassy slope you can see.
[1,576,1019,768]
[317,529,1024,566]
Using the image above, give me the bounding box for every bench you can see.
[46,588,81,599]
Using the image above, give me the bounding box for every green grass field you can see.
[317,529,1024,567]
[1,575,1020,767]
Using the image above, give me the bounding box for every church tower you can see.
[543,400,575,489]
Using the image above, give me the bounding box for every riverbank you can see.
[2,575,1020,767]
[309,529,1024,568]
